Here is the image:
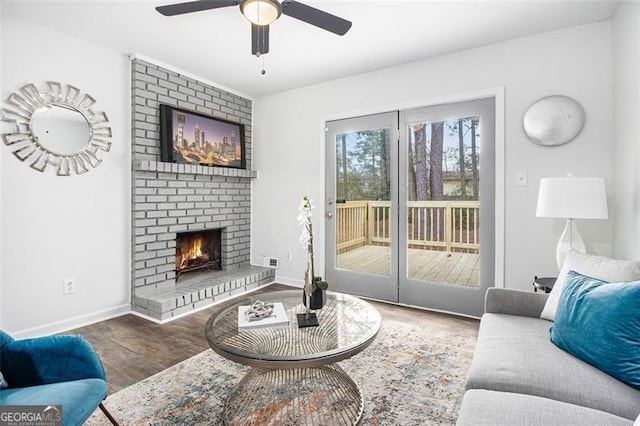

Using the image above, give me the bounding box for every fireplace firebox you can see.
[175,229,221,280]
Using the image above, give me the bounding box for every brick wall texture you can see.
[131,58,253,293]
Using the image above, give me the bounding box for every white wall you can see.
[612,2,640,261]
[1,17,131,337]
[252,21,613,293]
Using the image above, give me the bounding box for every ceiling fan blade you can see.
[281,0,351,36]
[251,24,270,56]
[156,0,239,17]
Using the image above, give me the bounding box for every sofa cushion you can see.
[0,378,107,426]
[456,389,634,426]
[541,250,640,321]
[466,313,640,420]
[0,330,13,349]
[551,271,640,389]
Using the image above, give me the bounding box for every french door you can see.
[324,112,399,302]
[325,97,496,317]
[398,98,495,316]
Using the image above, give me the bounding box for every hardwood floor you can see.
[68,283,479,395]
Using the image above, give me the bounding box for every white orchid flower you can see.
[297,195,328,298]
[297,195,314,251]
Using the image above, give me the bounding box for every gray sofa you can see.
[457,288,640,426]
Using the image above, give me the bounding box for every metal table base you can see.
[223,364,364,426]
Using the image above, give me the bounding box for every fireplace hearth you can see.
[175,229,221,280]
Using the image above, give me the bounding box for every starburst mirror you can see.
[1,81,112,176]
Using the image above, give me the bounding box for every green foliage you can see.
[313,276,329,291]
[336,129,390,202]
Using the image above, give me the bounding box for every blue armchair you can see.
[0,330,118,425]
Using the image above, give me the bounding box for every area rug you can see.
[86,318,476,425]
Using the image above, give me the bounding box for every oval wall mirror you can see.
[31,105,91,155]
[1,81,112,176]
[523,95,585,147]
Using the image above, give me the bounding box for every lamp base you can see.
[556,218,586,270]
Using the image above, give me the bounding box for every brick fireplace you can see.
[130,58,274,321]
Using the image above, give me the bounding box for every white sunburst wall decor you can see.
[0,81,112,176]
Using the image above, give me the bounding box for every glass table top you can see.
[205,290,381,368]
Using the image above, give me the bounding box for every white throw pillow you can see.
[634,413,640,426]
[540,249,640,321]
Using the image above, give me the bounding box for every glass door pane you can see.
[325,112,398,302]
[406,118,481,287]
[336,128,391,276]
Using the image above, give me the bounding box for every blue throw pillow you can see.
[550,270,640,389]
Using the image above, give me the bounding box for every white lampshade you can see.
[536,176,608,220]
[536,175,608,270]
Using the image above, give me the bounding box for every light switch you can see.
[516,170,528,186]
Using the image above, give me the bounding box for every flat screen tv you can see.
[160,104,246,169]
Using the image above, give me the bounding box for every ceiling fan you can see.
[156,0,352,57]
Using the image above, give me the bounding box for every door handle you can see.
[326,212,334,218]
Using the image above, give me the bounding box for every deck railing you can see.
[337,200,480,253]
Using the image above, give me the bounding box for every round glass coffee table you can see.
[205,290,381,425]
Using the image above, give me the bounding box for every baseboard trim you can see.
[12,304,132,339]
[274,275,304,288]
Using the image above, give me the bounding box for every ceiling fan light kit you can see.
[156,0,352,58]
[241,0,281,26]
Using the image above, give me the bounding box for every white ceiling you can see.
[3,0,619,98]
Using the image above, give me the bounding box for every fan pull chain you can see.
[261,55,266,75]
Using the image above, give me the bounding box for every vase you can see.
[303,287,326,310]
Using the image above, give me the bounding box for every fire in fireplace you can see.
[175,229,221,280]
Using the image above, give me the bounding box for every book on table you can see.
[238,302,290,331]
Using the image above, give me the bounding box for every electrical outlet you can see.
[516,170,528,187]
[285,251,292,261]
[63,278,76,295]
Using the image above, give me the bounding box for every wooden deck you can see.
[337,245,479,288]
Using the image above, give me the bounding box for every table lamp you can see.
[536,175,608,270]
